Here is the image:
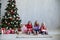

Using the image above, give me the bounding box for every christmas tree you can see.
[1,0,21,29]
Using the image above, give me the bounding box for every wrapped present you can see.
[1,28,6,34]
[11,29,15,34]
[5,30,11,34]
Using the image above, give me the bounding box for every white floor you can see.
[0,30,60,40]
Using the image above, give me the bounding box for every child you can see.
[33,21,40,35]
[25,21,32,34]
[21,24,27,34]
[40,22,48,35]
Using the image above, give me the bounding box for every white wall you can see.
[1,0,60,30]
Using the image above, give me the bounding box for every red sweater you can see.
[25,24,32,29]
[40,25,47,31]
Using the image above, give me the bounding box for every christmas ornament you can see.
[16,18,19,20]
[12,2,15,5]
[5,21,7,24]
[12,5,14,7]
[5,20,7,23]
[10,10,14,14]
[7,23,10,25]
[9,17,12,19]
[6,27,8,30]
[9,17,12,20]
[18,17,20,18]
[11,22,14,24]
[14,10,16,13]
[11,10,13,12]
[16,22,18,24]
[16,15,19,17]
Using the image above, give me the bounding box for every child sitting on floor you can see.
[25,21,33,34]
[21,24,27,34]
[40,22,48,35]
[33,21,40,35]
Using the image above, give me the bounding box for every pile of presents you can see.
[0,27,21,34]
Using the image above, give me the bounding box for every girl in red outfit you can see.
[40,22,48,35]
[25,21,32,34]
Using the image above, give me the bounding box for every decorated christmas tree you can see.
[1,0,21,29]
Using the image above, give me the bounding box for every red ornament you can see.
[10,10,14,14]
[11,10,13,12]
[9,17,13,20]
[16,17,20,20]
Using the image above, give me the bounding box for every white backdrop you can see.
[1,0,60,30]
